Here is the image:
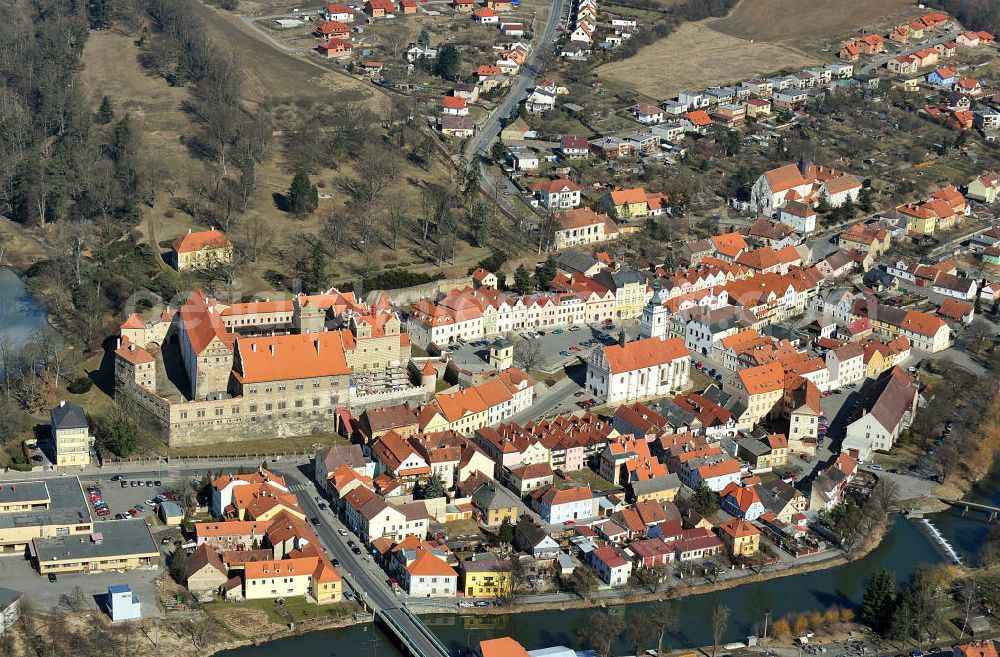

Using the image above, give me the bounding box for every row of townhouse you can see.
[850,298,952,353]
[405,266,652,348]
[657,62,856,120]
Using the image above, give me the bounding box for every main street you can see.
[459,0,572,232]
[462,0,570,164]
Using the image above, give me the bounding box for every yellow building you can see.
[33,519,159,574]
[967,174,1000,204]
[244,556,342,603]
[171,228,234,271]
[489,338,514,370]
[630,476,681,503]
[602,188,651,220]
[594,267,651,320]
[50,401,92,468]
[462,559,511,598]
[718,519,761,558]
[725,363,785,429]
[0,477,93,554]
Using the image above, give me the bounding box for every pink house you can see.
[559,444,586,471]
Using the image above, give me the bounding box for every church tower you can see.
[639,278,668,340]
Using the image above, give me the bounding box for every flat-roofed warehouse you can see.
[32,519,159,574]
[0,477,93,554]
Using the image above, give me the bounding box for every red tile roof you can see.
[172,229,232,254]
[602,336,689,374]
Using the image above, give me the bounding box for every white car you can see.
[338,529,348,536]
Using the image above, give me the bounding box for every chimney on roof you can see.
[252,343,257,352]
[269,344,275,357]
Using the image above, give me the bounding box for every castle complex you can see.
[114,288,428,446]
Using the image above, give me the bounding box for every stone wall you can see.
[377,276,472,307]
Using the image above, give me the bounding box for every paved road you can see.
[462,0,571,163]
[857,27,962,76]
[282,467,449,657]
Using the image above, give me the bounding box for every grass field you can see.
[597,22,819,100]
[709,0,916,50]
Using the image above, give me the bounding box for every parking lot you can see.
[0,546,164,615]
[83,476,177,524]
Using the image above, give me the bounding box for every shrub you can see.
[67,375,93,394]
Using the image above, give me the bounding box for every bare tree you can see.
[338,146,402,206]
[380,30,408,58]
[965,318,993,354]
[930,443,960,482]
[240,213,273,262]
[386,194,409,250]
[513,337,544,372]
[650,601,679,656]
[711,601,730,657]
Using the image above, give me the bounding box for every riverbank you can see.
[461,520,889,619]
[935,394,1000,503]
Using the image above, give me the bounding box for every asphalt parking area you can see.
[0,552,162,615]
[83,476,174,522]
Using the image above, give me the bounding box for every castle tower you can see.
[419,359,437,391]
[489,338,514,370]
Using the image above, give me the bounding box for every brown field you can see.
[81,15,497,299]
[709,0,916,49]
[597,22,818,100]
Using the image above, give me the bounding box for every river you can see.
[0,267,48,346]
[219,501,985,657]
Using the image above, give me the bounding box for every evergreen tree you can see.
[858,185,875,213]
[417,473,446,500]
[434,44,461,81]
[300,240,328,293]
[111,114,137,165]
[535,255,557,290]
[168,546,188,584]
[418,27,431,48]
[816,191,831,213]
[689,483,718,516]
[860,568,897,634]
[88,0,111,29]
[513,264,533,294]
[96,96,114,124]
[490,139,507,164]
[497,517,515,545]
[288,170,318,216]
